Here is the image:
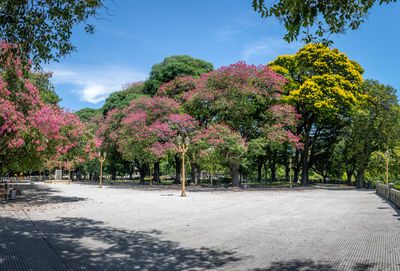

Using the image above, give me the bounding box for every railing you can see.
[376,181,400,208]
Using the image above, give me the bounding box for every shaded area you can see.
[0,216,241,271]
[375,192,400,221]
[1,185,87,207]
[254,259,377,271]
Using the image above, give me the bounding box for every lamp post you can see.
[176,135,190,197]
[289,157,292,188]
[98,152,107,188]
[385,150,389,185]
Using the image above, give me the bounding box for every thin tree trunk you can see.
[153,161,160,183]
[285,162,289,182]
[174,155,181,184]
[270,156,276,183]
[229,162,239,187]
[346,170,353,186]
[189,160,198,185]
[257,162,263,183]
[356,168,365,189]
[210,165,213,187]
[301,121,312,185]
[111,168,117,181]
[136,161,147,184]
[264,161,268,184]
[196,163,201,185]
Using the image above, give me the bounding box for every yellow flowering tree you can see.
[269,43,365,184]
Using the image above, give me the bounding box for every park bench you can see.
[0,184,17,201]
[0,187,9,201]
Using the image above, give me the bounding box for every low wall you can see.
[376,181,400,208]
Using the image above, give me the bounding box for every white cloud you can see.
[242,38,302,62]
[216,28,241,42]
[48,65,147,104]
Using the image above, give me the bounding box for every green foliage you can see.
[143,55,213,96]
[252,0,396,44]
[101,82,148,115]
[29,72,61,105]
[75,108,101,123]
[0,0,105,66]
[332,79,400,187]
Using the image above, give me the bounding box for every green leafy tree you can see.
[252,0,396,44]
[29,72,61,105]
[0,0,105,66]
[143,55,213,96]
[101,81,147,115]
[332,79,400,188]
[75,108,101,123]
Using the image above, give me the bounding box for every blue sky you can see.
[45,0,400,111]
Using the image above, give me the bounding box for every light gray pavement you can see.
[1,183,400,270]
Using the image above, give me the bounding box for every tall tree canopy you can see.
[105,97,197,183]
[269,43,365,184]
[143,55,213,96]
[332,79,400,188]
[101,81,147,115]
[252,0,397,44]
[158,62,301,186]
[29,71,61,105]
[0,0,105,66]
[0,41,98,173]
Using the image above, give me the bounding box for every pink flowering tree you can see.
[95,108,128,180]
[193,123,247,185]
[247,104,302,183]
[116,97,198,184]
[0,41,98,174]
[156,76,198,102]
[158,62,301,186]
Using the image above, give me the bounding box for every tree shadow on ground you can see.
[1,185,87,207]
[253,259,377,271]
[0,216,241,271]
[374,192,400,221]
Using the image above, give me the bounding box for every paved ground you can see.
[1,183,399,271]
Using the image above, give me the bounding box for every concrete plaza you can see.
[1,183,399,270]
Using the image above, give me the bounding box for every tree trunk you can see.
[346,170,353,186]
[139,166,146,184]
[136,161,147,184]
[153,161,160,183]
[174,155,181,184]
[270,156,276,183]
[76,166,82,180]
[210,165,214,187]
[264,161,269,184]
[257,162,262,183]
[229,162,239,187]
[294,149,300,183]
[129,163,134,180]
[285,162,289,182]
[356,168,365,189]
[111,168,117,181]
[196,163,201,185]
[189,159,198,185]
[301,121,312,185]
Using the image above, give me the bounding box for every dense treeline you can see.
[2,1,398,187]
[74,46,400,188]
